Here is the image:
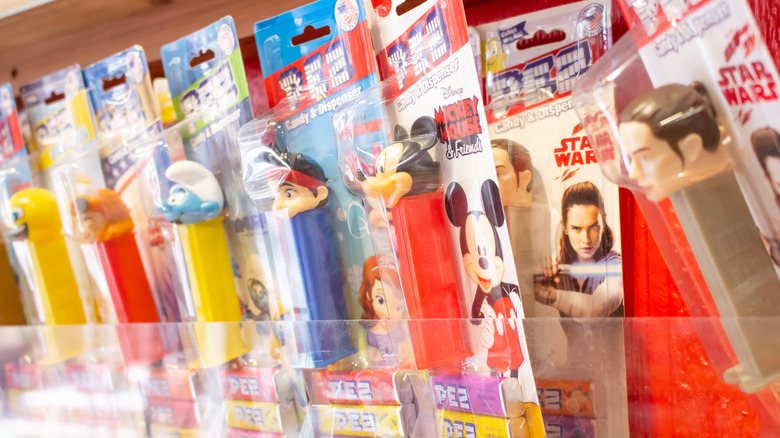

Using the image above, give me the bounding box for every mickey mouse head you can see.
[445,180,506,292]
[361,116,440,208]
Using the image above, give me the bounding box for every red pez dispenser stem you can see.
[97,232,160,323]
[392,190,472,370]
[98,232,164,365]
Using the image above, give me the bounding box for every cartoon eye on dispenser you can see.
[446,180,524,375]
[159,161,223,225]
[360,116,440,209]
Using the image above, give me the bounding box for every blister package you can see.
[348,0,543,434]
[475,1,611,108]
[479,2,622,357]
[249,0,382,368]
[17,65,104,326]
[161,15,280,330]
[0,83,34,325]
[574,0,780,402]
[116,17,274,369]
[82,46,186,324]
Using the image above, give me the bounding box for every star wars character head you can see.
[491,139,533,208]
[445,180,506,293]
[618,82,729,201]
[559,181,614,264]
[751,127,780,209]
[360,116,440,209]
[259,144,329,219]
[158,161,223,225]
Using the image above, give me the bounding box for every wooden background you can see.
[0,0,312,90]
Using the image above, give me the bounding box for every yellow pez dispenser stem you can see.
[160,160,248,367]
[9,188,89,363]
[0,241,26,325]
[180,218,248,367]
[9,188,86,325]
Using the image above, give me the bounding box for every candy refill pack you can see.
[573,0,780,412]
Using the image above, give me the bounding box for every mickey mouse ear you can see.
[393,125,409,142]
[445,182,468,228]
[410,116,438,151]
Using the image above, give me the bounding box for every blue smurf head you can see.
[158,160,223,225]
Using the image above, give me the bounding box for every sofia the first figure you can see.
[359,256,412,364]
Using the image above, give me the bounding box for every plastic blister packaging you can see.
[477,6,624,402]
[83,45,186,325]
[49,147,160,327]
[160,15,281,330]
[237,110,358,370]
[333,83,471,373]
[252,0,389,369]
[20,65,99,189]
[0,83,35,326]
[132,115,252,369]
[573,0,780,400]
[475,1,611,110]
[16,65,110,328]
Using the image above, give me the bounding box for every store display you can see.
[0,0,779,435]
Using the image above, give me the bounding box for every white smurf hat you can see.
[165,161,224,208]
